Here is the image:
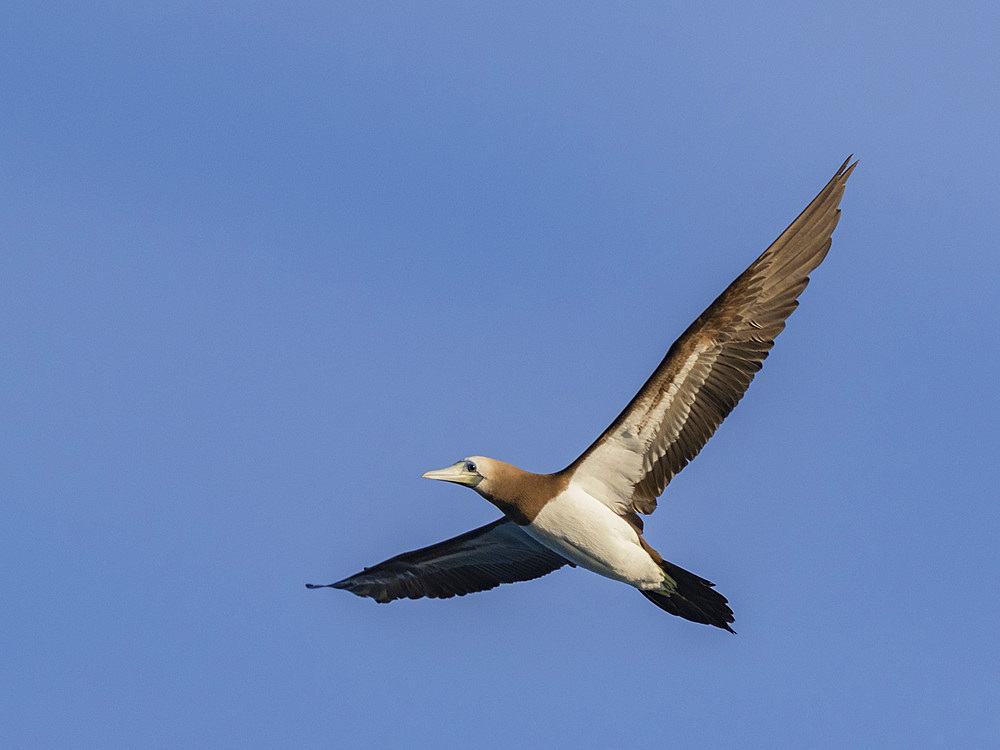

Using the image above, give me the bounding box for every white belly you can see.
[522,485,665,589]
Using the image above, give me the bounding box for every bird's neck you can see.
[479,468,568,526]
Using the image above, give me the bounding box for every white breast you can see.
[522,484,665,589]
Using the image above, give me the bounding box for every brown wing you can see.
[308,518,573,603]
[563,158,856,516]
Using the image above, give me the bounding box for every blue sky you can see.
[3,3,998,748]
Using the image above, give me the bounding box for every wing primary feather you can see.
[563,158,856,516]
[309,518,572,603]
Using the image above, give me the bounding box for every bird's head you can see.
[421,457,490,491]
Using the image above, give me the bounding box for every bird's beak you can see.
[422,461,480,487]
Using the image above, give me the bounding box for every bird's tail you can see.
[642,558,736,633]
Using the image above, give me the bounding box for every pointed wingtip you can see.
[840,154,859,180]
[307,579,353,590]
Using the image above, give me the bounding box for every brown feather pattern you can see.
[564,158,856,516]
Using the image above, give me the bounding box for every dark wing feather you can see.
[563,158,856,516]
[308,518,572,603]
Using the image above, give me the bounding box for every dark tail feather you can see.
[642,560,736,633]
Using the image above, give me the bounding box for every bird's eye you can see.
[466,461,477,473]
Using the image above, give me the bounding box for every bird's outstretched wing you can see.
[308,518,573,602]
[563,158,856,516]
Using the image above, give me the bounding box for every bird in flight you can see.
[309,158,856,632]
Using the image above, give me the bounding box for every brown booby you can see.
[308,158,856,632]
